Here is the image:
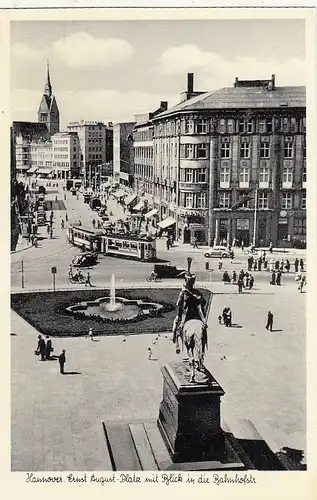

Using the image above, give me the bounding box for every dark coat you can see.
[58,352,66,365]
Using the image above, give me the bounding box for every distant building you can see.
[113,122,135,188]
[67,120,113,187]
[146,73,306,247]
[52,132,80,179]
[37,61,60,136]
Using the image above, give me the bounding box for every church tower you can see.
[37,61,60,136]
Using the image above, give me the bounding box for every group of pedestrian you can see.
[236,269,255,293]
[295,273,307,292]
[270,269,282,286]
[294,258,305,273]
[35,335,66,373]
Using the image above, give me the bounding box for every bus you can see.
[101,234,156,261]
[67,226,105,252]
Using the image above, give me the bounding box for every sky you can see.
[10,19,305,129]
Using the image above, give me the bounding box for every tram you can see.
[101,233,156,261]
[67,226,105,252]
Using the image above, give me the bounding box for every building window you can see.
[259,167,269,186]
[185,120,193,134]
[293,218,306,235]
[219,192,230,208]
[259,120,266,133]
[284,143,294,158]
[197,192,207,208]
[258,192,269,209]
[197,143,207,158]
[197,168,206,183]
[184,144,194,159]
[301,191,306,209]
[282,117,289,132]
[185,169,193,182]
[227,119,234,134]
[247,119,253,133]
[266,118,273,133]
[220,142,230,158]
[290,117,297,132]
[260,142,270,158]
[281,192,292,209]
[240,143,250,159]
[220,166,230,187]
[302,117,306,133]
[239,119,246,133]
[239,167,249,184]
[283,167,293,185]
[303,142,306,158]
[302,163,306,184]
[219,119,226,134]
[184,192,194,208]
[197,119,207,134]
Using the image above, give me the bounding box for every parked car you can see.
[204,245,230,258]
[72,252,98,267]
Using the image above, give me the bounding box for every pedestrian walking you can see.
[258,258,262,272]
[92,219,96,228]
[148,347,152,360]
[264,257,268,270]
[38,335,46,361]
[270,270,276,285]
[58,349,66,374]
[166,238,170,250]
[218,315,222,324]
[276,270,282,286]
[192,237,199,249]
[269,241,273,253]
[231,270,237,284]
[275,259,280,271]
[300,258,304,272]
[64,193,67,201]
[299,274,306,293]
[50,228,53,239]
[33,236,38,247]
[294,258,299,273]
[229,249,235,262]
[61,219,64,229]
[87,328,94,341]
[253,260,258,272]
[285,259,290,273]
[218,258,223,271]
[266,311,274,332]
[249,274,255,290]
[85,272,92,287]
[241,240,244,251]
[65,213,68,222]
[47,224,50,235]
[238,279,243,294]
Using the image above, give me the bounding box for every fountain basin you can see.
[66,296,164,324]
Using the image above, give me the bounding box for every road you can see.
[11,186,303,291]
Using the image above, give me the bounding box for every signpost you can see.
[51,266,57,292]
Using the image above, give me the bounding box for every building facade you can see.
[52,132,80,179]
[113,122,135,188]
[149,73,306,247]
[67,120,113,186]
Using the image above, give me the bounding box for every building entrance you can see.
[183,227,191,243]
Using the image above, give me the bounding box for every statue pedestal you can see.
[158,362,226,463]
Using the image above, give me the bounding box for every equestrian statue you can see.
[172,257,209,383]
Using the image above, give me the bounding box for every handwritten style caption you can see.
[26,472,257,486]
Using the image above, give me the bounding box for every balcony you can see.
[282,181,293,189]
[239,181,249,189]
[220,181,230,189]
[302,180,307,188]
[259,181,269,189]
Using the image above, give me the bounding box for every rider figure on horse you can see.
[172,260,207,350]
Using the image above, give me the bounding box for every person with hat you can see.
[172,259,207,349]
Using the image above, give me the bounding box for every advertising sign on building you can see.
[236,218,250,230]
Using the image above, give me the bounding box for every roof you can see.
[154,86,306,119]
[12,121,50,141]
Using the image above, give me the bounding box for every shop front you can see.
[178,210,208,244]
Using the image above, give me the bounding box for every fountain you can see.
[105,273,122,312]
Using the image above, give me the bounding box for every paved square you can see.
[11,284,305,471]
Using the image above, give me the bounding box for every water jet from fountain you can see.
[105,273,122,312]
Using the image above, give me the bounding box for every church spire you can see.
[44,60,52,97]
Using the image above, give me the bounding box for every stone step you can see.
[103,421,142,471]
[129,423,158,471]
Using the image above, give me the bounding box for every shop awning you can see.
[125,193,137,206]
[133,201,144,212]
[112,189,127,198]
[158,216,176,229]
[37,168,52,175]
[27,167,38,174]
[145,208,159,219]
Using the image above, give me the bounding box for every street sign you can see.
[51,267,57,274]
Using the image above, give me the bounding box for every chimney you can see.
[160,101,168,111]
[187,73,194,94]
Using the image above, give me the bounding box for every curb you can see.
[11,242,34,254]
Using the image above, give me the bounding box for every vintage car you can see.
[154,263,187,279]
[72,252,98,267]
[204,245,230,258]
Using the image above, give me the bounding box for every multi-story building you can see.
[113,122,135,189]
[133,102,168,202]
[12,62,60,175]
[149,73,306,247]
[67,120,113,187]
[29,138,52,175]
[52,132,80,179]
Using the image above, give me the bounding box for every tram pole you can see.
[21,260,24,289]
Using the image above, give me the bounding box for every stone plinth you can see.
[158,362,226,463]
